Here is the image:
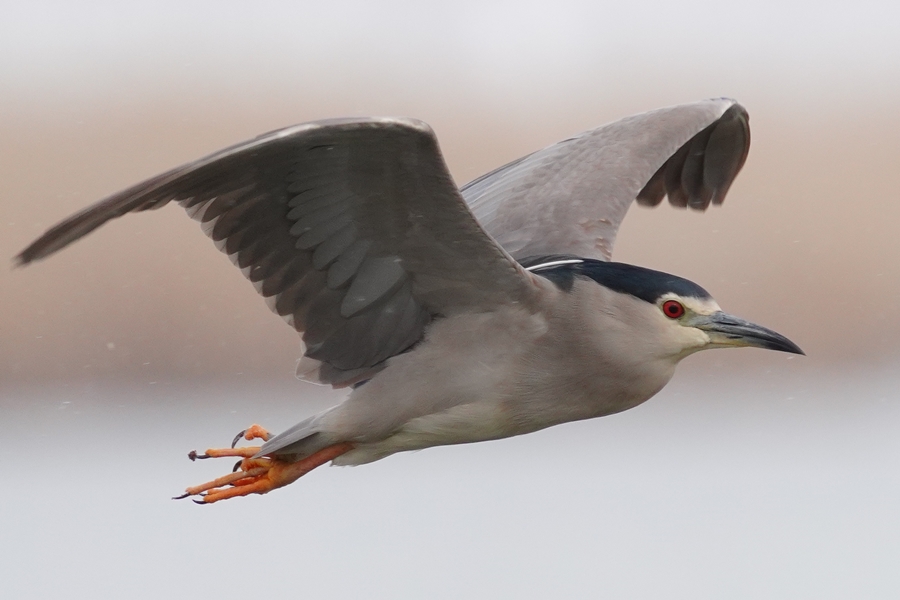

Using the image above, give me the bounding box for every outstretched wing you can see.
[17,118,535,386]
[462,98,750,260]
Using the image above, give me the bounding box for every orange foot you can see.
[176,423,353,504]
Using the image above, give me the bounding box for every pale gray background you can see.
[2,1,899,598]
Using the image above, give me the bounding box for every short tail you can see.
[256,412,336,459]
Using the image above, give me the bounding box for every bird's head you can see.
[645,291,804,358]
[526,257,804,361]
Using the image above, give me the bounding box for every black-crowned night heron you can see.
[17,98,802,503]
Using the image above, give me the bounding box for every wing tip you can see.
[12,246,29,268]
[14,236,59,268]
[11,254,27,269]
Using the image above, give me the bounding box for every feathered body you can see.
[269,266,718,466]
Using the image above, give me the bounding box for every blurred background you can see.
[2,1,899,598]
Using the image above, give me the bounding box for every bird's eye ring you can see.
[662,300,685,319]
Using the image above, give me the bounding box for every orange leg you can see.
[177,424,353,504]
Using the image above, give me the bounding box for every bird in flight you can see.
[17,98,802,503]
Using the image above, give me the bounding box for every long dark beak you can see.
[691,312,804,355]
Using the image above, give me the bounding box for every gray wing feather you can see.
[17,118,534,387]
[462,98,750,261]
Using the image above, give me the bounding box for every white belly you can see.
[334,401,512,465]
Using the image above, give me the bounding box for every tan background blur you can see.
[2,2,899,599]
[3,2,899,387]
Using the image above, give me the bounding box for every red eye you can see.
[662,300,685,319]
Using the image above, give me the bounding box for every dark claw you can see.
[231,430,248,448]
[188,450,210,461]
[232,460,243,472]
[192,498,208,505]
[172,492,190,500]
